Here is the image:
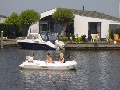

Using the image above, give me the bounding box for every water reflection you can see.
[0,47,120,90]
[20,69,77,90]
[75,52,90,90]
[98,52,110,90]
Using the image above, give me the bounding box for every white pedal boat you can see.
[19,56,77,70]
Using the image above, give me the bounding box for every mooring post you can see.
[1,31,3,49]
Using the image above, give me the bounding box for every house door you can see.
[88,22,101,40]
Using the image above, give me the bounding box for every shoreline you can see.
[65,41,120,50]
[1,39,120,50]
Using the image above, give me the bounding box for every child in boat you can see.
[59,53,65,63]
[46,53,54,63]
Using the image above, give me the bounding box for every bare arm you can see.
[49,57,53,63]
[46,57,53,63]
[61,58,64,63]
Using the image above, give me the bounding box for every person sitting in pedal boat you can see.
[46,53,54,63]
[59,53,65,63]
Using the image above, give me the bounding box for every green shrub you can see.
[81,35,86,42]
[76,37,82,43]
[59,36,68,41]
[108,29,114,39]
[71,34,75,41]
[109,38,113,42]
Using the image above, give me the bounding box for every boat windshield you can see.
[41,32,58,41]
[41,32,47,40]
[48,32,58,40]
[27,34,39,39]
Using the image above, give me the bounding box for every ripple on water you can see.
[0,48,120,90]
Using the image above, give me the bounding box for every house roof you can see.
[40,8,120,22]
[70,9,120,22]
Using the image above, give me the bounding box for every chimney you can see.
[83,6,84,10]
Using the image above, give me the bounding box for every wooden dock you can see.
[65,41,120,50]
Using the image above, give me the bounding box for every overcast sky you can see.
[0,0,120,18]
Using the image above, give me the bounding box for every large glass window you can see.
[40,24,48,31]
[49,22,55,31]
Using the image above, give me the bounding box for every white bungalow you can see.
[29,8,120,40]
[0,15,7,23]
[71,9,120,40]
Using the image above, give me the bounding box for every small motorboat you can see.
[17,32,65,50]
[19,56,77,70]
[17,23,65,50]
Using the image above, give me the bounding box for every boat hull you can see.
[18,42,56,50]
[19,61,77,70]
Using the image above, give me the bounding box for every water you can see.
[0,47,120,90]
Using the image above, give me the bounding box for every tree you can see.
[4,13,22,37]
[5,12,19,24]
[19,9,40,25]
[52,8,74,36]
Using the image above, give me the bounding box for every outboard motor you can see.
[55,40,65,50]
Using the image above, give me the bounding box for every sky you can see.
[0,0,120,18]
